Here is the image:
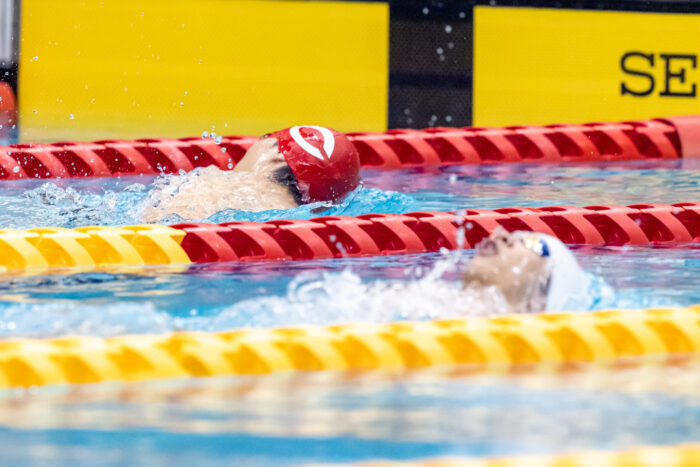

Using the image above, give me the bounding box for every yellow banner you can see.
[19,0,388,142]
[473,7,700,126]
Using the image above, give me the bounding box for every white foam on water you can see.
[0,301,173,338]
[0,248,620,339]
[183,252,613,332]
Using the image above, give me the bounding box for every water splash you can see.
[183,255,613,332]
[0,169,415,229]
[0,301,173,339]
[0,182,148,229]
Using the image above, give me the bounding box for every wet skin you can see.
[141,136,297,222]
[463,230,551,313]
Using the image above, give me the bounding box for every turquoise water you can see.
[0,159,697,229]
[0,246,697,338]
[0,160,697,337]
[0,159,698,465]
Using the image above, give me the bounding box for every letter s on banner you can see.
[620,51,655,97]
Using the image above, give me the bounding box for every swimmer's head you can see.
[235,125,361,204]
[463,229,552,313]
[463,229,590,313]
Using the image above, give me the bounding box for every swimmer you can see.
[463,229,590,313]
[201,229,596,328]
[142,125,361,222]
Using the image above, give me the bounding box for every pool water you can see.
[0,246,698,338]
[0,159,698,229]
[0,359,699,466]
[0,159,698,465]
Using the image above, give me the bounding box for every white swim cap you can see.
[536,233,591,311]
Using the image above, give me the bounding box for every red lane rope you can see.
[2,116,698,180]
[170,202,700,263]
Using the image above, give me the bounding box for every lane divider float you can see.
[1,116,699,179]
[0,203,697,274]
[304,443,700,467]
[0,306,697,388]
[174,202,699,263]
[0,225,190,272]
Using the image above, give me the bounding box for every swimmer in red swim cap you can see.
[142,125,361,221]
[237,125,361,204]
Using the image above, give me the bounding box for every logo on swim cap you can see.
[289,126,335,162]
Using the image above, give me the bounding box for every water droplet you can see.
[445,25,452,33]
[436,47,443,54]
[459,11,466,19]
[180,102,184,107]
[32,56,38,61]
[184,91,188,95]
[209,132,216,139]
[178,169,186,176]
[12,166,19,173]
[214,136,222,144]
[422,7,429,14]
[69,114,74,119]
[33,110,37,114]
[446,115,453,122]
[227,162,233,169]
[201,131,208,138]
[221,147,227,152]
[449,174,457,183]
[448,42,455,49]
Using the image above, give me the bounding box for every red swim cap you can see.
[271,126,361,203]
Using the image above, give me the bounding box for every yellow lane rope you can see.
[0,306,697,388]
[305,443,700,466]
